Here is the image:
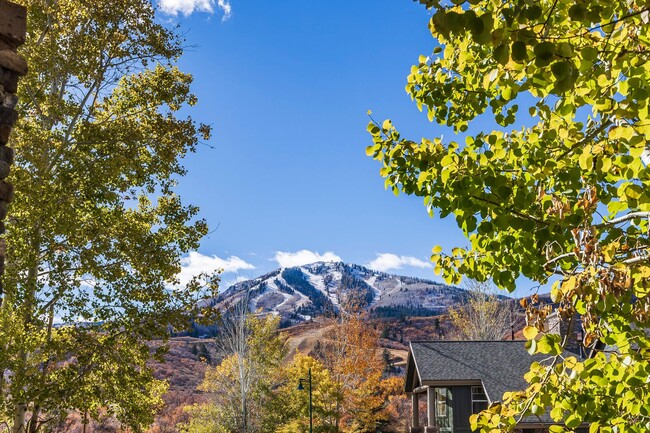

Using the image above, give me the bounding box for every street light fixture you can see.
[297,367,313,433]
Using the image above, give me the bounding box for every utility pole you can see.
[298,367,313,433]
[510,300,516,340]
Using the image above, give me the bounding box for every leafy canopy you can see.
[278,314,402,433]
[368,0,650,431]
[184,314,287,433]
[0,0,214,431]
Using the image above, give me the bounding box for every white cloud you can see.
[217,0,232,20]
[178,251,254,285]
[273,250,342,268]
[366,253,430,272]
[159,0,232,19]
[222,275,248,289]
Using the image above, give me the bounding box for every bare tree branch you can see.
[595,211,650,228]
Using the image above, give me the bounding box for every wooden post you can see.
[411,393,419,427]
[0,0,26,300]
[427,387,436,427]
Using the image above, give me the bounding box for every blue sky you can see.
[157,0,537,296]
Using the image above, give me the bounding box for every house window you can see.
[472,385,488,414]
[436,388,448,418]
[432,388,453,432]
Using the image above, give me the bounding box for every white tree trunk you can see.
[12,402,27,433]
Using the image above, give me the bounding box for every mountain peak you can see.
[215,261,467,327]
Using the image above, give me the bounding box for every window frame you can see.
[436,388,449,418]
[471,385,488,414]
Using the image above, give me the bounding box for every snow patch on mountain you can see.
[214,261,469,326]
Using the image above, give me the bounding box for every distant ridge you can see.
[212,261,471,326]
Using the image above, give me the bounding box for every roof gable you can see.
[407,341,548,403]
[404,348,421,393]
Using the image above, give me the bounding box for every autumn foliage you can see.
[182,313,405,433]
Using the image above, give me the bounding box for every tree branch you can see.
[535,7,650,41]
[595,211,650,228]
[539,0,560,36]
[544,252,576,269]
[557,118,614,159]
[622,255,649,265]
[470,195,548,226]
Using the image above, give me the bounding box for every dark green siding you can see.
[451,387,473,433]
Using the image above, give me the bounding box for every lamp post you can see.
[297,367,313,433]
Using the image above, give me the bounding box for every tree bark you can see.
[28,405,40,433]
[12,402,27,433]
[12,233,41,433]
[242,398,247,433]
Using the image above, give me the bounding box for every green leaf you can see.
[581,46,598,61]
[625,184,643,200]
[534,42,556,67]
[511,41,527,62]
[494,43,510,65]
[568,4,586,21]
[468,14,484,35]
[550,407,563,421]
[551,61,571,80]
[537,334,562,355]
[566,414,582,429]
[525,5,543,20]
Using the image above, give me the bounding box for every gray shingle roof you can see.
[406,341,588,426]
[408,341,547,403]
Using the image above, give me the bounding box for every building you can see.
[404,340,587,433]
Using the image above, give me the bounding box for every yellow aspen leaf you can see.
[523,325,539,340]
